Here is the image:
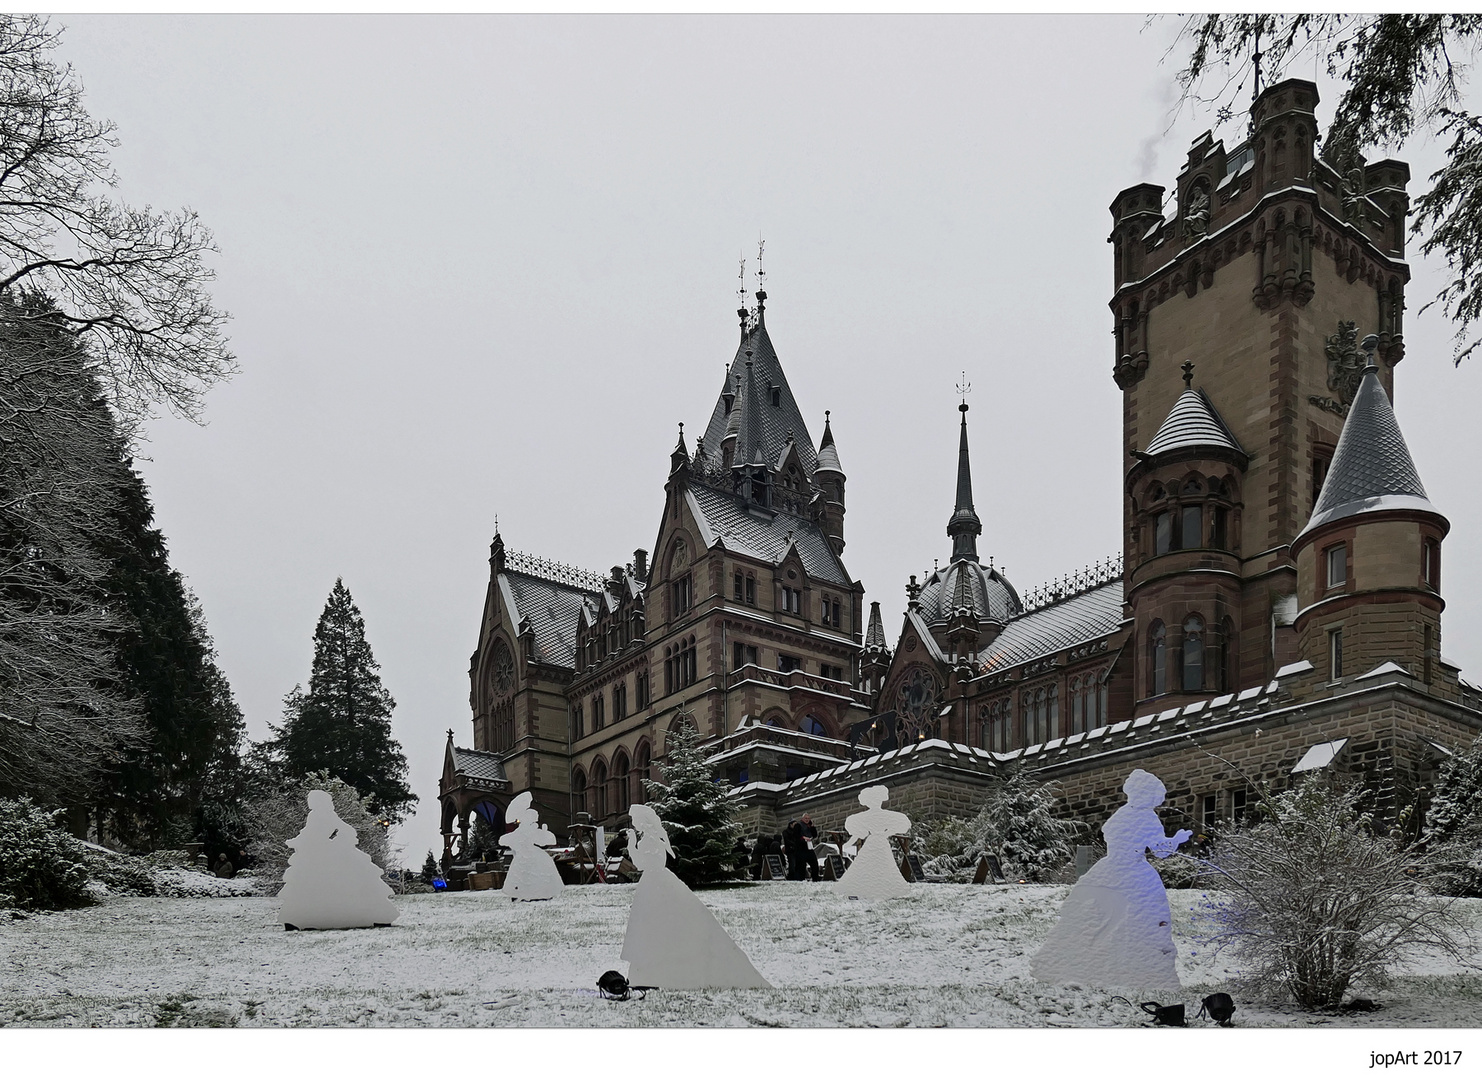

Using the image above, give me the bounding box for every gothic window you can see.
[1150,620,1168,696]
[778,654,800,674]
[635,670,649,710]
[632,742,651,804]
[672,576,692,616]
[978,698,1011,752]
[592,692,605,730]
[591,759,608,820]
[613,682,627,721]
[490,639,514,701]
[1211,506,1228,549]
[1182,615,1205,692]
[734,571,743,601]
[1181,504,1202,548]
[780,585,801,614]
[571,768,587,816]
[1154,511,1172,555]
[820,663,844,682]
[1069,675,1083,733]
[801,715,827,736]
[611,750,631,816]
[894,668,939,741]
[663,646,674,696]
[1022,685,1056,746]
[573,701,584,740]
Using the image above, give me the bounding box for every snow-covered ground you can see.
[3,880,1481,1031]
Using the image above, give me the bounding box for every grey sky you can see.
[53,15,1482,858]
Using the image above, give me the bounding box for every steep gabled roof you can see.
[501,570,595,669]
[1143,387,1244,458]
[697,311,818,475]
[686,480,852,587]
[1298,365,1444,539]
[978,579,1127,676]
[451,746,510,788]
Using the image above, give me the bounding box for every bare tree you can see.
[0,14,233,428]
[1173,15,1482,365]
[0,291,147,805]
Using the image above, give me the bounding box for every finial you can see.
[1252,17,1263,102]
[956,371,972,408]
[446,728,454,741]
[1181,360,1194,388]
[494,513,498,534]
[756,234,765,292]
[785,428,794,443]
[678,421,684,437]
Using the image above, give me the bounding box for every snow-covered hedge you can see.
[0,797,93,911]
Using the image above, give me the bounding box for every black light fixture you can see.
[1139,1000,1186,1027]
[1199,992,1236,1026]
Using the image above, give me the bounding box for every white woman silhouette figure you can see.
[1031,768,1191,988]
[498,791,564,901]
[834,785,912,899]
[278,789,399,930]
[620,803,770,989]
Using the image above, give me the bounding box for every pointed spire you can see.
[1143,380,1245,459]
[816,410,843,475]
[1298,365,1445,539]
[490,529,506,572]
[670,421,689,477]
[947,402,983,563]
[864,601,886,650]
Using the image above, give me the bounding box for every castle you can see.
[439,79,1482,859]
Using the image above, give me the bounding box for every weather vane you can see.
[956,371,972,406]
[756,235,766,292]
[737,253,747,309]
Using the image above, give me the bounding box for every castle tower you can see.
[1111,78,1412,707]
[1290,361,1447,684]
[814,412,847,556]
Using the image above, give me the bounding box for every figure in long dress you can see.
[278,789,399,931]
[620,803,771,989]
[1031,768,1191,988]
[834,785,912,899]
[499,791,564,901]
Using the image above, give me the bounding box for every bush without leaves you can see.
[0,796,92,910]
[1197,776,1469,1009]
[244,772,388,893]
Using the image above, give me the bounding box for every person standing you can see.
[783,818,806,880]
[798,814,821,882]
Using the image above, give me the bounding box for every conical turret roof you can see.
[1297,365,1444,540]
[815,412,843,474]
[864,601,886,650]
[1143,387,1244,458]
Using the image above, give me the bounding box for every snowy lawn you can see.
[2,882,1480,1028]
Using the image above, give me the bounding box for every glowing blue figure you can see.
[1031,768,1191,988]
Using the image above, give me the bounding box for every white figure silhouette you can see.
[834,785,912,899]
[498,791,564,901]
[1031,768,1191,988]
[620,803,771,989]
[278,789,399,931]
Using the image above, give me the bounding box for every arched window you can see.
[632,742,650,805]
[572,767,587,816]
[1069,675,1083,733]
[590,759,608,821]
[801,715,827,736]
[611,750,631,816]
[1150,621,1167,696]
[1182,615,1205,692]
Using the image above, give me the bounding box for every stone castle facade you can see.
[439,80,1482,858]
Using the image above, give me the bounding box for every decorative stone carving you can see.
[1315,321,1367,416]
[1183,182,1210,238]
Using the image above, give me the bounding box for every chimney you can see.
[633,549,648,583]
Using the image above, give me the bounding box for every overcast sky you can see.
[52,14,1482,860]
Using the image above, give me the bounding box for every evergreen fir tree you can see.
[985,763,1073,882]
[641,723,742,887]
[270,580,415,824]
[421,850,439,885]
[1424,735,1482,896]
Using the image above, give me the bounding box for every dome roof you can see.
[916,558,1021,626]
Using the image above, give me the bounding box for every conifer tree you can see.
[642,722,742,887]
[985,763,1073,882]
[1424,735,1482,897]
[421,850,439,885]
[271,580,415,824]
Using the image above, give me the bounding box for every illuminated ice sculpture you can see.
[499,791,564,901]
[834,785,912,900]
[620,803,771,989]
[1030,768,1191,988]
[278,789,399,931]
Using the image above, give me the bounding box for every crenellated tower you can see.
[1112,78,1414,710]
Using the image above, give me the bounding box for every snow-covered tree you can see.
[641,722,742,887]
[420,850,439,885]
[985,764,1074,882]
[244,772,389,894]
[268,580,415,825]
[1198,776,1468,1009]
[0,795,92,910]
[1424,736,1482,897]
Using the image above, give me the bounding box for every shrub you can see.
[0,797,93,910]
[84,847,158,896]
[1424,736,1482,897]
[1197,776,1469,1009]
[244,772,389,893]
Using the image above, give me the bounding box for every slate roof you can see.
[978,579,1127,675]
[916,559,1022,626]
[864,602,887,649]
[688,480,852,587]
[815,416,843,474]
[502,570,595,669]
[1143,388,1244,458]
[1298,365,1443,539]
[452,746,510,788]
[697,316,819,475]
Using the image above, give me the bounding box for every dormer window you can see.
[780,585,801,614]
[770,387,781,407]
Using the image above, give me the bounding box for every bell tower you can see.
[1112,79,1412,709]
